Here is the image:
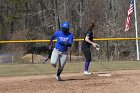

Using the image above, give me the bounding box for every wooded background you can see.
[0,0,140,61]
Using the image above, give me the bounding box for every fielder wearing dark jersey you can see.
[82,31,93,62]
[81,23,98,75]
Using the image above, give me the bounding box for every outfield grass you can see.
[0,61,140,77]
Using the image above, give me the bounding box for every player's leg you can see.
[50,48,59,67]
[56,51,68,81]
[82,47,92,75]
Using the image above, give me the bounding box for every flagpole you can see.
[134,0,140,60]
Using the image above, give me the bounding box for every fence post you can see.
[107,40,109,61]
[70,48,72,62]
[32,53,34,64]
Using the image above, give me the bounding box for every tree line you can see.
[0,0,139,60]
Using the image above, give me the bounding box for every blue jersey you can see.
[50,30,73,52]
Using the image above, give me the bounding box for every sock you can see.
[84,61,90,71]
[57,69,63,77]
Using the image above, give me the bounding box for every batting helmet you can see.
[61,22,70,29]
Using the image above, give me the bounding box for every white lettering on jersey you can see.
[59,37,69,41]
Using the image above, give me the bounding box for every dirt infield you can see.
[0,70,140,93]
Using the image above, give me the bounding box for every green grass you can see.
[0,61,140,77]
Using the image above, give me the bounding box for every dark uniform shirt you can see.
[82,31,93,48]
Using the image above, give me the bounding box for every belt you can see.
[54,48,62,55]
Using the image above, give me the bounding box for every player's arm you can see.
[85,35,97,48]
[49,32,57,48]
[50,32,57,42]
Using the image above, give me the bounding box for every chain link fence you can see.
[0,39,139,64]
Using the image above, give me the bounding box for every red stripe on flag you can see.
[125,0,134,32]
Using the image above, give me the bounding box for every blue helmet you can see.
[61,22,70,29]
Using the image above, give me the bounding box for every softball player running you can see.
[49,22,73,81]
[81,23,98,75]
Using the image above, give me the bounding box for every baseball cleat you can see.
[84,71,92,75]
[56,76,62,81]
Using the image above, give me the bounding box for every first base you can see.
[98,73,111,77]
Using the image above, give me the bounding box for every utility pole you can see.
[134,0,140,60]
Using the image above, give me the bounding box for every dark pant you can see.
[81,47,91,62]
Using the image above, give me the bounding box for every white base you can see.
[98,73,111,77]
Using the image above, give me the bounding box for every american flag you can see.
[125,0,134,32]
